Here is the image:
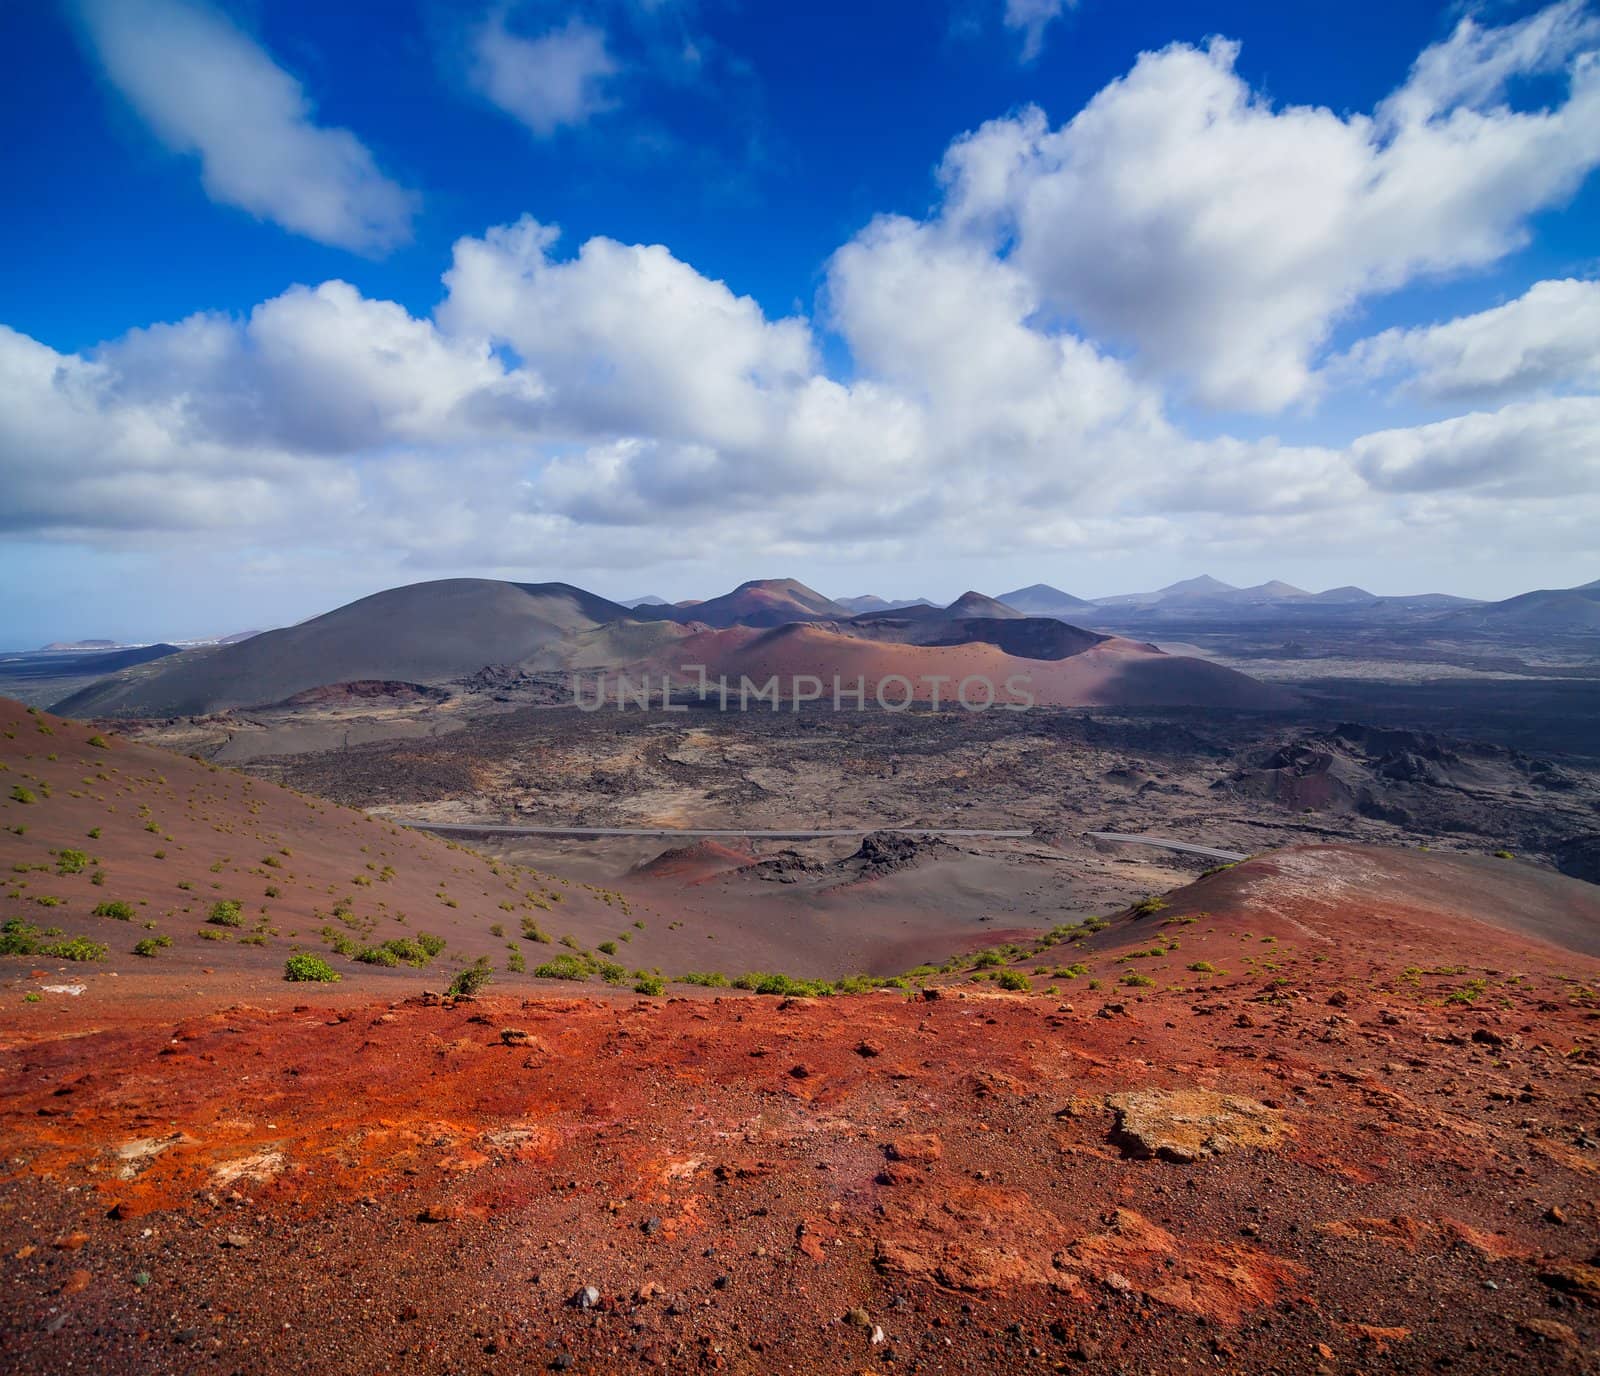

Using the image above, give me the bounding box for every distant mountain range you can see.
[38,572,1597,720]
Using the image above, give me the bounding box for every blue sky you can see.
[2,0,1599,644]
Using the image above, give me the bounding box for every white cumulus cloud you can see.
[72,0,417,253]
[937,3,1600,411]
[468,12,619,136]
[1335,278,1600,403]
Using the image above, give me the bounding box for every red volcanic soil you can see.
[629,839,757,884]
[0,697,629,988]
[635,623,1296,710]
[3,815,1600,1370]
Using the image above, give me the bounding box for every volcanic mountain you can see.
[629,578,849,628]
[1444,579,1600,631]
[53,579,630,717]
[626,619,1297,709]
[997,583,1098,616]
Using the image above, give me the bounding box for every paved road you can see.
[394,819,1248,861]
[1086,832,1248,863]
[395,821,1036,841]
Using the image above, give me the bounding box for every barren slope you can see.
[53,580,630,717]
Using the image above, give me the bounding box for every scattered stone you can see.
[61,1269,91,1296]
[920,987,942,1001]
[572,1285,601,1310]
[856,1039,885,1057]
[416,1203,458,1224]
[1539,1260,1600,1306]
[886,1133,943,1164]
[1106,1089,1285,1163]
[844,1307,871,1328]
[500,1028,533,1047]
[1517,1317,1578,1348]
[221,1233,250,1249]
[641,1217,661,1236]
[1545,1205,1568,1225]
[52,1232,89,1252]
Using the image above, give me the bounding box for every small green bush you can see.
[1130,895,1168,918]
[995,970,1032,992]
[0,919,40,954]
[355,945,400,967]
[87,735,110,749]
[93,901,136,920]
[40,937,107,961]
[56,849,90,875]
[133,936,172,957]
[532,953,589,981]
[447,958,493,998]
[284,953,340,983]
[634,973,665,996]
[207,900,244,927]
[9,786,36,805]
[678,970,729,988]
[598,940,618,955]
[1188,960,1218,973]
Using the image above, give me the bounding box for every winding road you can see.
[1085,832,1248,863]
[391,819,1248,862]
[395,821,1034,840]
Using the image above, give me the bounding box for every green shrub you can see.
[87,828,101,839]
[598,940,618,955]
[1121,972,1155,988]
[9,786,36,805]
[447,958,493,998]
[133,936,172,957]
[416,932,446,958]
[972,950,1005,969]
[56,849,90,875]
[87,735,110,749]
[532,953,589,981]
[206,900,244,927]
[995,970,1032,992]
[634,973,665,996]
[40,937,107,961]
[520,916,551,943]
[678,970,729,988]
[284,953,340,983]
[0,919,40,954]
[93,901,136,920]
[355,945,400,967]
[1187,960,1218,973]
[507,950,526,973]
[1130,895,1168,918]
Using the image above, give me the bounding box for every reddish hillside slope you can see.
[0,699,629,989]
[629,622,1297,710]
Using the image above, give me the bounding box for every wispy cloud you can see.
[467,9,619,137]
[1003,0,1077,62]
[71,0,417,253]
